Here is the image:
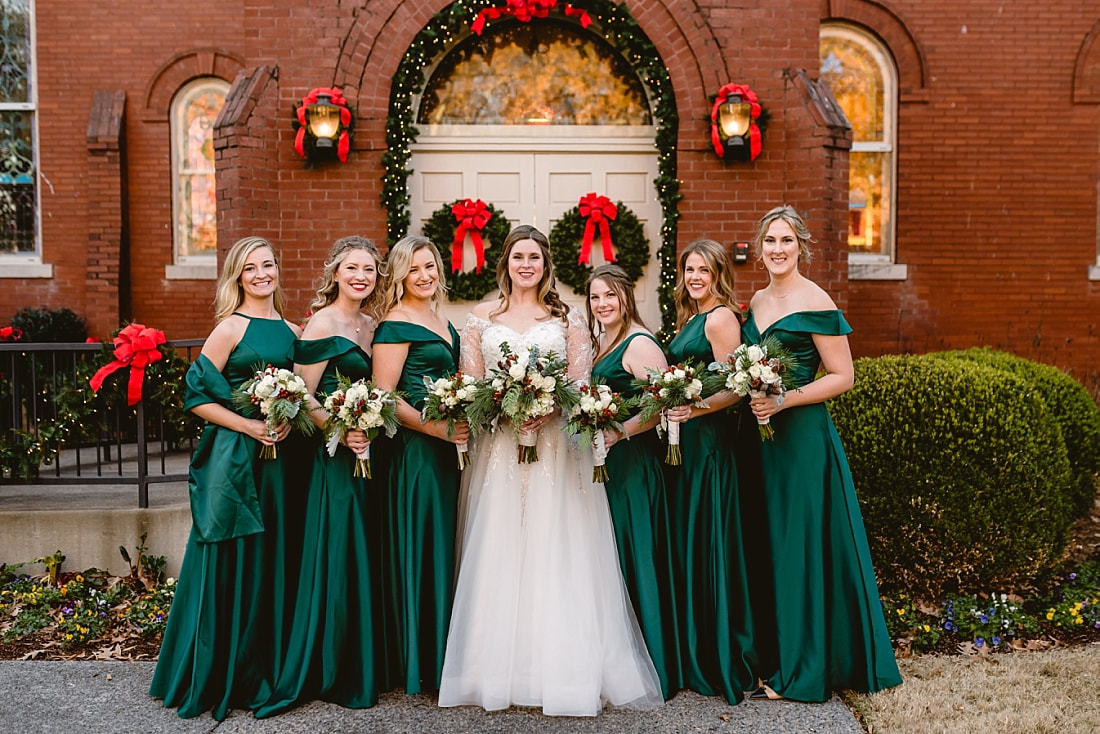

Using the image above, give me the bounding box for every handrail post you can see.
[136,399,149,509]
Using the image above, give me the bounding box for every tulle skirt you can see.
[438,419,663,716]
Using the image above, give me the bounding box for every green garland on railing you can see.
[381,0,680,336]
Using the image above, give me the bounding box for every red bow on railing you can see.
[710,83,763,161]
[89,324,167,406]
[295,87,353,163]
[577,193,618,265]
[0,326,22,342]
[451,198,492,274]
[472,0,591,35]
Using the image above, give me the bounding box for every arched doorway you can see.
[406,18,663,326]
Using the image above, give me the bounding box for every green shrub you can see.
[940,348,1100,518]
[8,307,87,342]
[830,353,1075,599]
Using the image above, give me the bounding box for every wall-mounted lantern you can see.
[710,83,763,162]
[294,87,353,165]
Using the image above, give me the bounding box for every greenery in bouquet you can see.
[632,360,717,464]
[321,374,399,479]
[710,334,795,440]
[564,379,632,482]
[232,363,316,459]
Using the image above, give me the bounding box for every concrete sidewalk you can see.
[0,661,863,733]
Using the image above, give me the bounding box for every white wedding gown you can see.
[437,309,663,716]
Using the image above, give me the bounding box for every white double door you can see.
[408,136,661,328]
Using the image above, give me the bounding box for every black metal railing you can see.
[0,339,205,507]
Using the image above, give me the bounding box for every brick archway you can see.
[142,48,245,122]
[822,0,928,101]
[1073,19,1100,104]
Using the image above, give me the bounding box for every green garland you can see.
[548,202,649,295]
[382,0,680,337]
[421,200,512,302]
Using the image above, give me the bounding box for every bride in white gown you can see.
[437,225,663,716]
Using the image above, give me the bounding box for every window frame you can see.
[821,22,906,280]
[165,76,228,280]
[0,0,49,277]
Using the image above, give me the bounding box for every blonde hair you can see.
[585,264,649,358]
[213,236,287,323]
[673,238,741,331]
[380,235,448,315]
[490,224,568,322]
[309,236,385,320]
[754,204,814,263]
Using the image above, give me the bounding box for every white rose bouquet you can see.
[322,375,399,478]
[632,361,717,465]
[564,380,632,482]
[233,364,316,459]
[421,371,478,469]
[467,341,580,464]
[709,335,795,440]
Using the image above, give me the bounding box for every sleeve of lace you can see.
[459,313,487,379]
[565,307,593,385]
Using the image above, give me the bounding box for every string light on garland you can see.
[382,0,681,337]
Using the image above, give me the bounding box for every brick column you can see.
[85,90,128,338]
[213,65,280,266]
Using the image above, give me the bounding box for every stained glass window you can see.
[0,0,36,255]
[821,25,897,260]
[171,78,227,260]
[419,20,651,126]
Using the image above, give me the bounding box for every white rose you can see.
[673,368,686,380]
[508,363,526,380]
[746,345,765,363]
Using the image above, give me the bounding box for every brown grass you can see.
[846,644,1100,733]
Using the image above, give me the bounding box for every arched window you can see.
[419,20,650,126]
[0,0,37,261]
[170,78,227,262]
[821,24,897,263]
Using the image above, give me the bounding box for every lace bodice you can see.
[460,307,593,384]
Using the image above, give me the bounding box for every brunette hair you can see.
[490,224,568,322]
[585,264,649,358]
[672,238,741,331]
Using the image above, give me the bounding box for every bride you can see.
[437,225,663,716]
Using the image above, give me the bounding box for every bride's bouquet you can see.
[322,375,399,478]
[421,371,478,469]
[467,341,580,464]
[233,364,316,459]
[709,336,795,440]
[633,361,716,465]
[564,380,632,482]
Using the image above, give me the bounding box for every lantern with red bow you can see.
[710,83,764,162]
[293,88,354,165]
[89,323,167,406]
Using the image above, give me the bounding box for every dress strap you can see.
[231,311,254,320]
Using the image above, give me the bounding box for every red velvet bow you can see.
[577,193,618,265]
[710,83,763,161]
[472,0,590,35]
[89,323,167,406]
[0,326,22,342]
[451,199,492,274]
[294,87,352,163]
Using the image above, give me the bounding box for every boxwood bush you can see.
[830,353,1075,599]
[940,347,1100,518]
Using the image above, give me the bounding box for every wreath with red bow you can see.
[292,87,354,164]
[471,0,592,35]
[548,194,649,295]
[421,198,512,302]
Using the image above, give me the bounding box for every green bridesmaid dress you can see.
[742,309,902,702]
[592,332,682,700]
[253,336,384,716]
[149,314,310,720]
[666,306,767,705]
[372,320,461,694]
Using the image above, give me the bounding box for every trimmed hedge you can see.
[830,353,1075,599]
[940,347,1100,518]
[9,307,87,342]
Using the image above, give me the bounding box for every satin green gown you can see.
[253,336,384,716]
[742,310,901,702]
[372,320,461,694]
[666,306,771,705]
[591,332,682,700]
[149,314,310,721]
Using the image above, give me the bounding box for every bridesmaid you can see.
[585,264,681,701]
[744,205,901,702]
[254,236,386,716]
[664,239,772,705]
[372,235,470,694]
[149,236,310,720]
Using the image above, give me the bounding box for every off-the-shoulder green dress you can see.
[372,320,461,694]
[666,306,770,705]
[254,336,385,716]
[741,309,902,702]
[150,314,310,720]
[591,331,682,700]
